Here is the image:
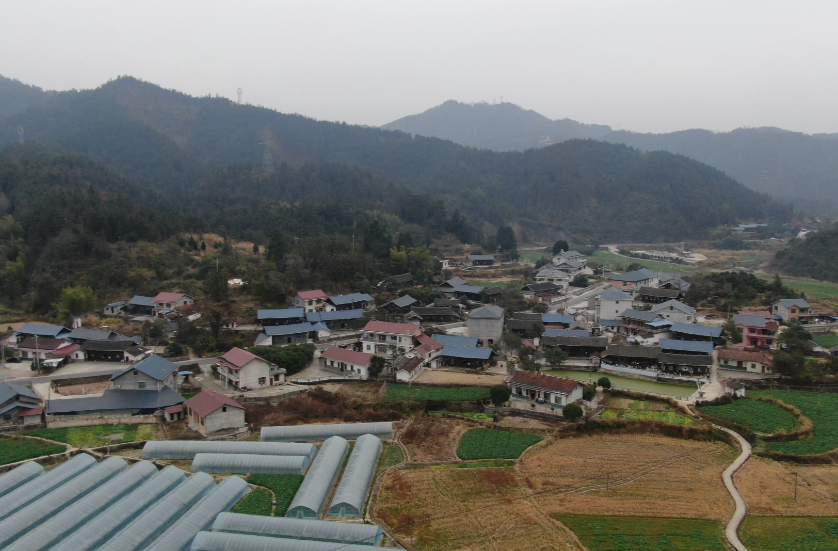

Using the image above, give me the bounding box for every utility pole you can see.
[794,471,798,502]
[34,335,41,376]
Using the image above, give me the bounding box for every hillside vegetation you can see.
[772,224,838,282]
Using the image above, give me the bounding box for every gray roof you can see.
[524,282,563,293]
[776,298,811,308]
[431,298,462,307]
[468,254,495,261]
[671,322,723,338]
[390,273,414,284]
[263,323,316,336]
[604,344,662,359]
[67,329,117,341]
[560,250,584,257]
[469,305,504,319]
[286,436,349,519]
[611,268,658,283]
[506,319,542,331]
[432,334,479,347]
[544,328,590,338]
[733,314,767,328]
[112,354,178,381]
[620,309,662,323]
[638,287,681,298]
[659,353,713,366]
[82,340,136,352]
[258,308,305,320]
[46,387,183,414]
[328,434,382,517]
[543,335,608,348]
[555,258,584,269]
[15,323,70,338]
[651,300,696,315]
[410,307,459,317]
[437,284,485,294]
[0,381,40,404]
[328,293,374,306]
[513,312,543,321]
[542,313,575,325]
[390,294,417,308]
[601,289,633,301]
[659,339,714,354]
[438,345,494,360]
[307,310,365,322]
[128,295,156,307]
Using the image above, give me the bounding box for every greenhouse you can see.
[0,461,44,499]
[0,456,128,548]
[145,476,250,551]
[0,453,96,522]
[7,461,159,551]
[190,531,387,551]
[212,513,384,546]
[96,472,217,551]
[262,422,393,442]
[285,436,349,519]
[328,434,382,518]
[142,440,317,460]
[192,453,310,475]
[52,465,187,551]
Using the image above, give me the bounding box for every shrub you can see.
[563,403,584,421]
[489,385,512,406]
[582,386,596,401]
[597,377,612,390]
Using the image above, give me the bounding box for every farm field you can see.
[758,274,838,304]
[383,384,490,402]
[735,456,838,516]
[740,516,838,551]
[750,390,838,455]
[600,409,694,425]
[231,488,272,516]
[23,424,159,448]
[429,411,495,421]
[814,334,838,348]
[457,428,544,460]
[246,474,304,516]
[377,444,404,471]
[698,399,799,434]
[375,467,582,551]
[589,250,697,274]
[519,434,736,520]
[555,515,726,551]
[545,370,696,398]
[401,416,471,462]
[0,438,66,465]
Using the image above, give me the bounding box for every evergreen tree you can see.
[552,240,569,254]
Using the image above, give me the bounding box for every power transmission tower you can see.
[17,126,24,144]
[237,88,242,105]
[260,132,274,174]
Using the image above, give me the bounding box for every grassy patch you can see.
[383,385,490,402]
[814,334,838,348]
[600,409,694,425]
[0,438,65,465]
[457,428,542,460]
[231,488,272,516]
[429,411,495,421]
[555,515,726,551]
[758,275,838,303]
[468,280,520,289]
[750,390,838,455]
[740,516,838,551]
[589,250,697,274]
[699,399,798,434]
[23,424,158,448]
[377,444,404,470]
[246,474,304,516]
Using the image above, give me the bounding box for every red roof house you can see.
[320,347,375,379]
[506,371,584,407]
[215,347,283,390]
[183,390,245,435]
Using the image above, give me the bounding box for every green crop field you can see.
[23,424,158,448]
[751,390,838,455]
[814,335,838,348]
[740,516,838,551]
[555,515,726,551]
[758,275,838,303]
[589,250,697,274]
[457,428,543,460]
[0,438,66,465]
[246,474,304,516]
[377,444,404,470]
[429,411,496,421]
[383,385,490,402]
[699,399,798,434]
[600,409,694,425]
[231,488,272,516]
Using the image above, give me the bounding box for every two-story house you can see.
[650,300,696,324]
[733,314,779,348]
[293,290,330,313]
[610,269,659,296]
[327,293,375,311]
[253,323,316,347]
[0,381,42,424]
[152,292,194,313]
[110,354,178,391]
[216,347,285,390]
[535,267,570,287]
[361,321,422,357]
[772,299,813,323]
[320,347,375,379]
[597,289,633,321]
[12,323,71,345]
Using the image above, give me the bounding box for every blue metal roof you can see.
[264,323,316,336]
[432,334,479,347]
[258,308,305,320]
[328,293,374,306]
[111,354,178,381]
[542,313,574,324]
[16,323,70,338]
[390,295,417,308]
[306,310,365,322]
[68,328,117,341]
[659,339,714,354]
[647,319,673,328]
[611,268,658,282]
[671,322,723,338]
[438,345,494,360]
[46,387,183,414]
[128,295,156,307]
[544,329,590,338]
[600,289,633,301]
[600,320,622,327]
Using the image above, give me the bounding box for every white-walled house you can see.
[183,391,246,435]
[597,289,633,321]
[293,290,330,312]
[216,347,286,390]
[152,292,195,311]
[506,371,583,408]
[320,347,375,379]
[360,321,422,358]
[650,300,696,324]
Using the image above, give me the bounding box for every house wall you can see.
[467,317,503,345]
[396,364,425,383]
[720,358,773,374]
[361,332,413,357]
[272,333,312,346]
[600,298,631,321]
[238,359,273,388]
[293,296,326,313]
[652,308,693,324]
[321,357,369,379]
[508,384,583,406]
[203,407,245,434]
[112,370,175,390]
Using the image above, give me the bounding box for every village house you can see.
[553,258,589,276]
[306,310,367,331]
[395,356,426,383]
[772,298,813,323]
[435,277,485,301]
[216,347,285,390]
[542,312,576,328]
[380,294,418,314]
[506,371,583,408]
[82,340,138,362]
[610,269,659,296]
[602,344,662,369]
[482,287,504,303]
[361,320,422,357]
[468,254,495,266]
[254,323,316,347]
[45,387,184,427]
[506,313,544,337]
[406,307,462,324]
[658,273,692,293]
[16,337,76,362]
[467,305,505,346]
[619,309,665,335]
[152,292,194,312]
[0,381,42,424]
[542,333,608,358]
[292,290,330,312]
[637,286,683,304]
[431,344,494,369]
[733,314,779,348]
[12,323,71,345]
[183,390,246,435]
[320,347,375,379]
[327,293,375,311]
[65,328,125,345]
[521,282,563,301]
[111,354,178,391]
[381,273,414,290]
[123,295,156,317]
[103,301,125,317]
[535,267,570,287]
[552,250,586,265]
[718,348,774,375]
[258,308,307,326]
[670,322,723,342]
[651,300,696,324]
[658,339,713,376]
[597,289,633,321]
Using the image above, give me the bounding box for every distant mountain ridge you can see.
[382,100,838,215]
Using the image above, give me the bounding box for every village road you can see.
[717,426,752,551]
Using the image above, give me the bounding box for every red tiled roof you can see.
[153,292,187,303]
[50,343,81,358]
[739,310,772,318]
[18,407,43,417]
[184,390,244,418]
[718,348,773,366]
[165,405,183,414]
[415,333,443,353]
[217,347,271,370]
[397,356,424,374]
[321,347,373,366]
[363,320,423,336]
[17,337,67,350]
[507,371,582,394]
[297,290,328,300]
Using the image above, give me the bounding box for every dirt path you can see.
[717,426,752,551]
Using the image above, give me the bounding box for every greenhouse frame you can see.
[261,422,393,442]
[328,434,382,518]
[7,461,159,551]
[146,476,250,551]
[0,461,44,499]
[0,456,128,548]
[285,436,348,519]
[0,453,96,522]
[191,453,310,475]
[190,531,387,551]
[212,513,384,546]
[142,440,317,460]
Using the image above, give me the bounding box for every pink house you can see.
[292,290,330,312]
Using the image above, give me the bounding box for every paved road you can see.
[717,426,752,551]
[549,283,609,313]
[4,358,215,386]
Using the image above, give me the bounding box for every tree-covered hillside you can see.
[0,76,50,120]
[772,224,838,283]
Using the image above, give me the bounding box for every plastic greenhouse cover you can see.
[7,460,159,551]
[0,461,44,499]
[142,440,317,460]
[0,456,128,548]
[52,464,187,551]
[192,453,309,475]
[286,436,348,519]
[190,531,383,551]
[261,422,393,442]
[212,513,383,546]
[96,471,216,551]
[328,434,382,518]
[145,476,250,551]
[0,453,96,522]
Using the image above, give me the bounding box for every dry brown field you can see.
[519,434,737,520]
[399,416,472,462]
[374,467,582,551]
[413,370,507,386]
[735,456,838,516]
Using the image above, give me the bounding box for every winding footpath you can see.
[716,426,753,551]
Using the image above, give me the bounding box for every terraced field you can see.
[698,399,798,434]
[556,515,726,550]
[750,390,838,455]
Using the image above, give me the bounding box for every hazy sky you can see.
[1,1,836,134]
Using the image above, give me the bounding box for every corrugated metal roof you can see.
[671,322,723,338]
[192,454,309,475]
[659,339,714,354]
[261,422,394,442]
[432,334,479,347]
[15,324,70,338]
[328,434,382,517]
[264,323,316,336]
[212,513,383,546]
[542,313,575,324]
[286,436,349,519]
[142,441,317,461]
[651,300,696,315]
[544,328,589,338]
[321,347,373,366]
[437,345,494,360]
[328,293,374,306]
[128,295,156,307]
[307,310,365,322]
[111,354,178,381]
[46,387,183,414]
[258,309,305,320]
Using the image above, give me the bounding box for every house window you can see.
[287,337,292,344]
[791,309,797,313]
[133,370,138,375]
[3,414,10,421]
[366,345,371,351]
[258,377,266,385]
[751,363,756,370]
[138,382,146,389]
[222,406,227,412]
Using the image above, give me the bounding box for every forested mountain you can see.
[382,100,838,215]
[0,76,50,120]
[381,100,612,151]
[0,75,791,242]
[772,224,838,283]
